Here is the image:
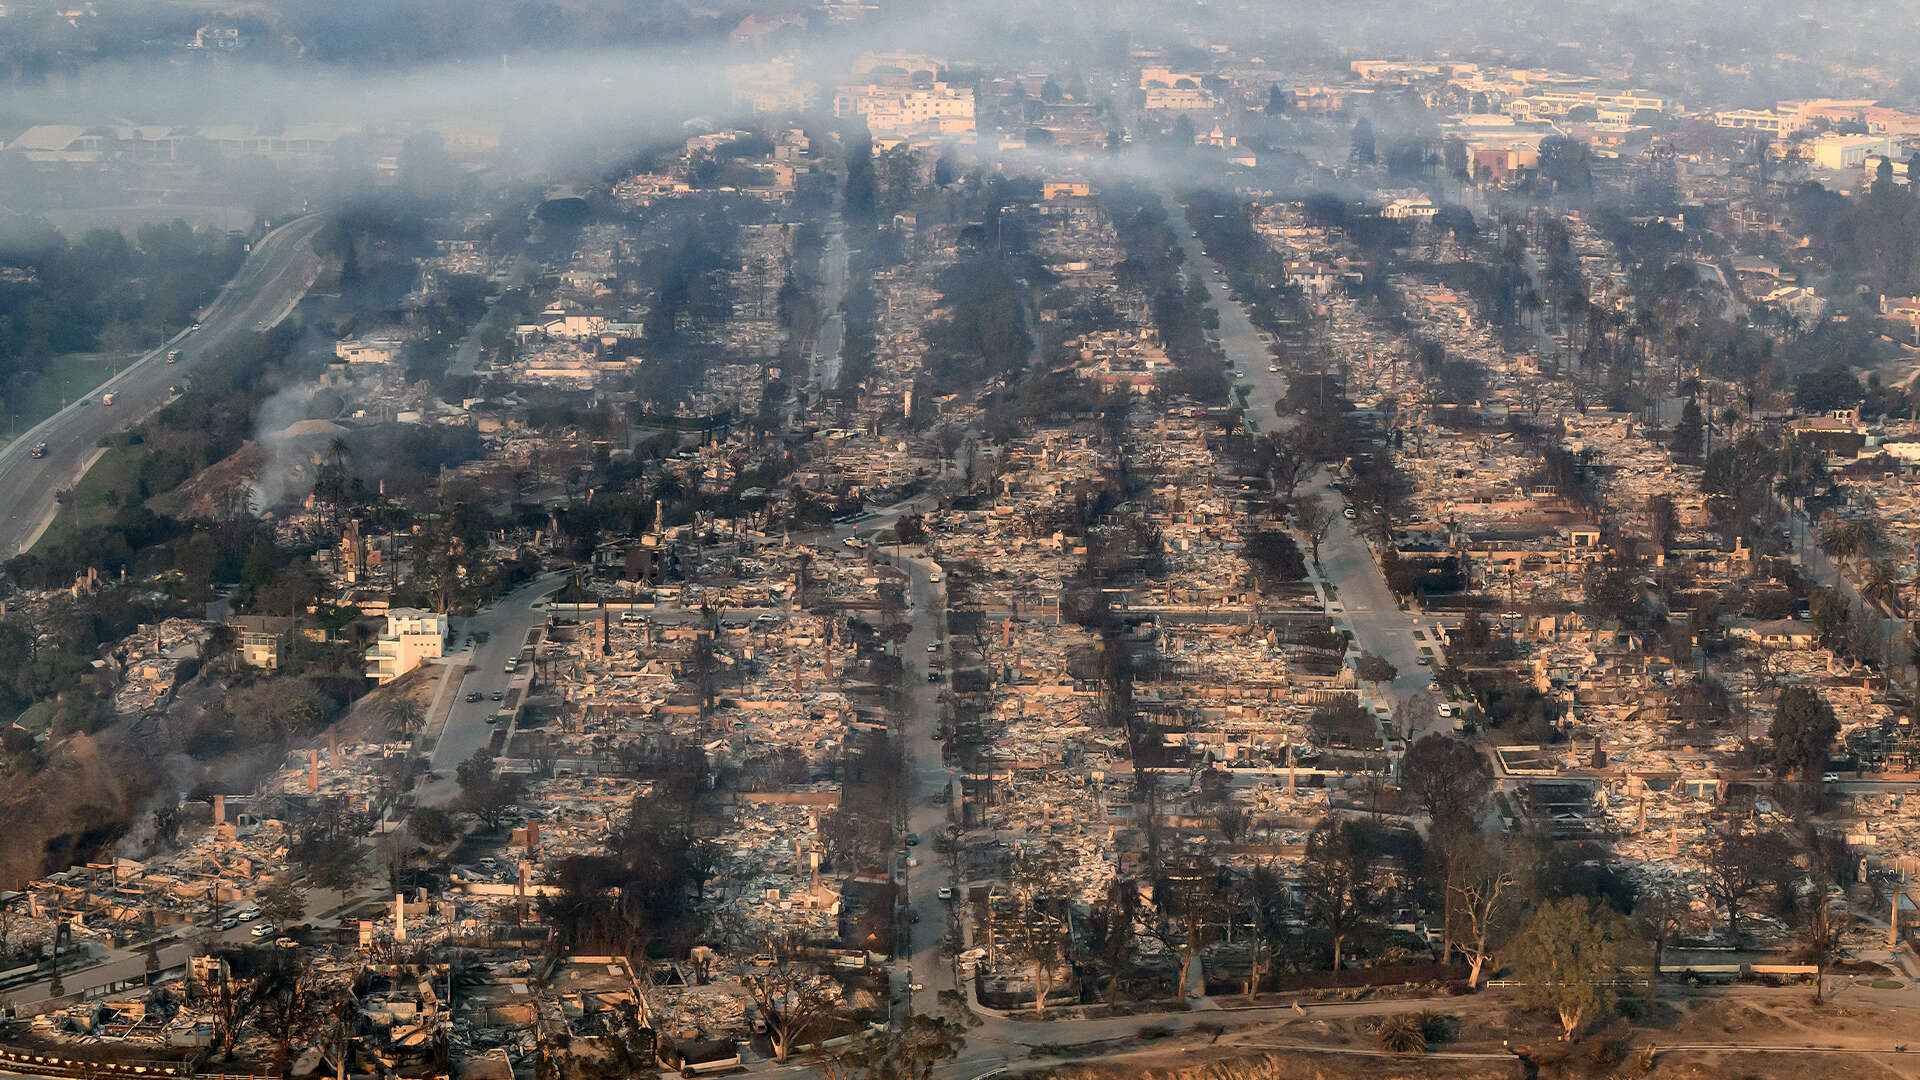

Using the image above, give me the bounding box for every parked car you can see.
[249,923,277,938]
[491,690,505,701]
[937,886,953,901]
[166,350,179,363]
[465,691,483,703]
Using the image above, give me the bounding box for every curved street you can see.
[0,213,330,558]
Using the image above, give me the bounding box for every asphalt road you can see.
[0,213,330,558]
[1162,202,1452,740]
[417,572,570,808]
[810,210,851,393]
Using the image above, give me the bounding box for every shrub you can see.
[1415,1011,1457,1045]
[1377,1013,1427,1054]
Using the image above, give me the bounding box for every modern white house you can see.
[365,608,448,684]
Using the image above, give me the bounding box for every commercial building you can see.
[1807,133,1896,170]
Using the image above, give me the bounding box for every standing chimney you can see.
[213,794,226,825]
[308,750,320,794]
[394,892,407,942]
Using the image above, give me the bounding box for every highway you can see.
[0,213,330,559]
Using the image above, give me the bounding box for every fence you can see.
[0,1047,273,1080]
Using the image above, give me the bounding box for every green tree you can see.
[1672,398,1704,460]
[384,695,425,738]
[456,747,519,830]
[1351,117,1376,165]
[1511,896,1635,1040]
[1353,652,1397,683]
[1770,685,1839,780]
[1402,734,1491,825]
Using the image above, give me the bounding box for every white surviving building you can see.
[366,608,448,684]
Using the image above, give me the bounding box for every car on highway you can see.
[190,323,202,331]
[100,393,115,405]
[166,351,179,363]
[465,691,483,702]
[29,443,46,458]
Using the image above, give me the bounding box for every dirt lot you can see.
[1025,985,1920,1080]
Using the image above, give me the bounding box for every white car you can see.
[1822,773,1840,784]
[1268,364,1280,372]
[937,886,953,901]
[249,923,278,938]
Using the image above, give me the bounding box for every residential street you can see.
[1163,198,1451,740]
[417,572,570,808]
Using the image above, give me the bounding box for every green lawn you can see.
[31,443,146,552]
[5,352,134,443]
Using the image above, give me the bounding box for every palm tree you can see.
[385,696,425,739]
[1864,559,1903,615]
